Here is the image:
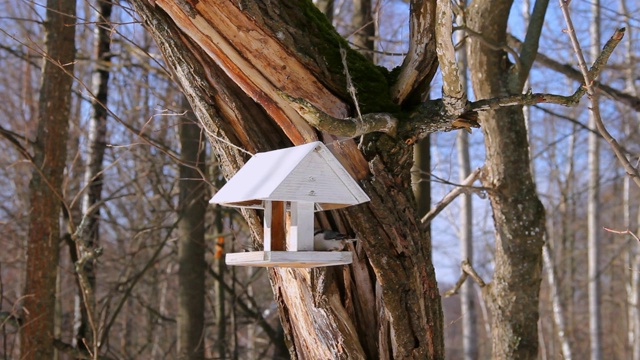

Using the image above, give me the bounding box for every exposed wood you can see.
[390,0,438,104]
[130,1,446,358]
[435,0,465,115]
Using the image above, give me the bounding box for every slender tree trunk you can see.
[543,240,573,359]
[467,1,547,358]
[21,0,76,358]
[314,0,334,24]
[352,0,375,62]
[177,96,208,360]
[74,0,112,353]
[213,189,227,359]
[621,2,640,358]
[455,10,477,358]
[587,2,602,359]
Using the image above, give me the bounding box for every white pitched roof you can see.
[210,141,369,210]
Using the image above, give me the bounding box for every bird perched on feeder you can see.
[313,229,356,251]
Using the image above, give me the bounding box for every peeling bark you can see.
[130,1,444,358]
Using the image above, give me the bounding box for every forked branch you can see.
[558,5,639,186]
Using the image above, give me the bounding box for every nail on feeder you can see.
[210,141,370,268]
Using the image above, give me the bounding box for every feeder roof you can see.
[209,141,369,210]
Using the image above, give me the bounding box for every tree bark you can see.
[455,7,477,358]
[587,2,602,359]
[177,97,208,360]
[466,0,546,358]
[129,0,444,358]
[74,0,113,353]
[21,0,76,358]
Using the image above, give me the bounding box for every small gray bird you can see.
[313,229,356,251]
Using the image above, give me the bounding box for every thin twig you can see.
[421,167,482,228]
[443,259,486,297]
[604,227,640,243]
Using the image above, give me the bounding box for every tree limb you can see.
[443,259,486,297]
[420,167,482,228]
[518,0,550,89]
[282,26,623,143]
[508,33,640,111]
[0,125,33,162]
[436,0,466,115]
[390,0,437,104]
[557,18,639,186]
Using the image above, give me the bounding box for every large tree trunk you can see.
[21,0,76,358]
[466,0,547,358]
[129,0,444,358]
[177,97,208,359]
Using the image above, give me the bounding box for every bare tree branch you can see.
[420,167,482,228]
[557,12,639,186]
[436,0,466,115]
[518,0,550,89]
[508,34,640,112]
[443,259,486,297]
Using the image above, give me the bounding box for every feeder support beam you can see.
[289,202,314,251]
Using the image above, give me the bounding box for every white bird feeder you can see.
[210,141,370,268]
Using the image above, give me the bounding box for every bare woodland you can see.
[0,0,639,359]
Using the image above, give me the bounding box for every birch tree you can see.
[455,5,477,357]
[73,0,113,352]
[587,2,602,358]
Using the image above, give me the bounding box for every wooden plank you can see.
[226,251,352,268]
[289,202,314,251]
[271,201,286,251]
[263,200,272,251]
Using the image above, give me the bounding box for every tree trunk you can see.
[587,2,602,359]
[542,241,573,360]
[455,8,477,358]
[466,0,546,358]
[129,0,444,358]
[622,2,640,357]
[352,0,375,62]
[74,0,112,353]
[21,0,76,358]
[177,97,208,360]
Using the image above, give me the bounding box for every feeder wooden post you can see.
[289,201,314,251]
[264,200,286,251]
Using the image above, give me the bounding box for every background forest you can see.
[1,0,639,359]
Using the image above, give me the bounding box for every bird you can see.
[313,229,356,251]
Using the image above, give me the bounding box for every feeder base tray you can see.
[225,251,352,268]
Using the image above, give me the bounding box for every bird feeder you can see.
[210,141,370,268]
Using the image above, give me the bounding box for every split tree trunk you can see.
[129,0,444,358]
[21,0,76,358]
